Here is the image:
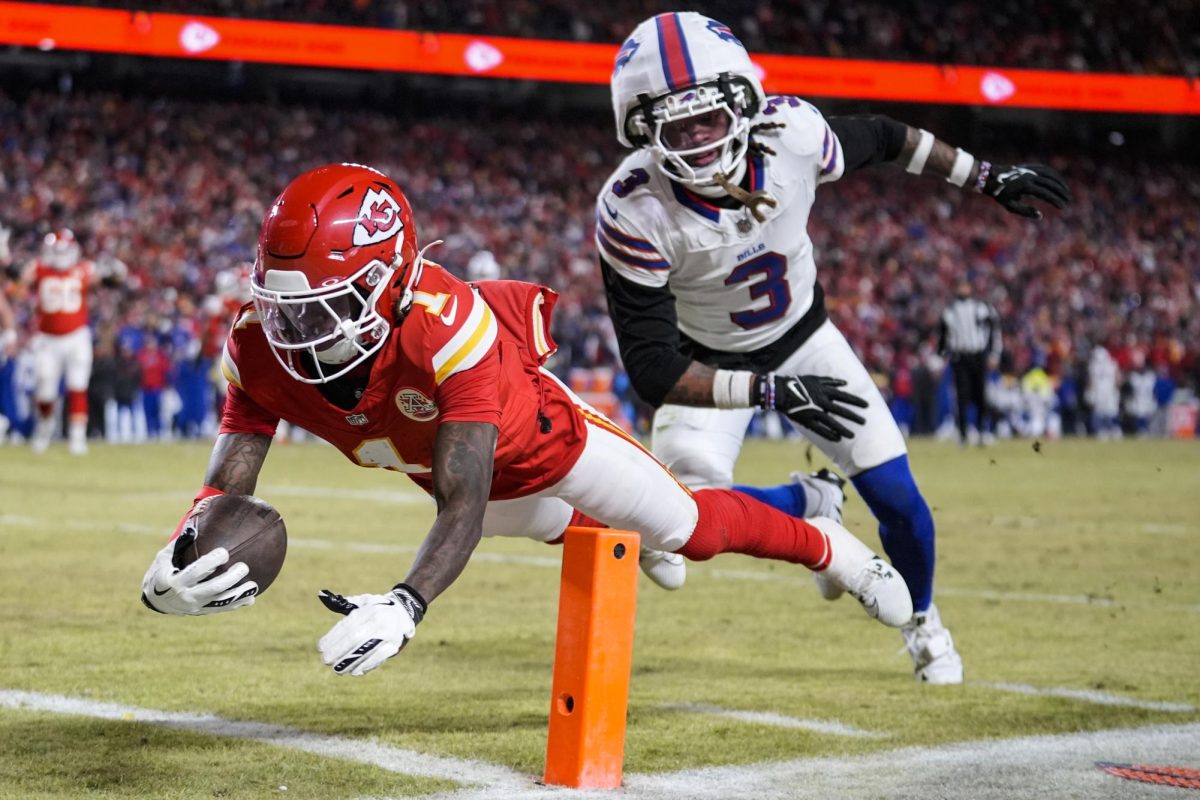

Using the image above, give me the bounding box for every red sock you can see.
[679,488,831,569]
[67,389,87,418]
[546,509,608,545]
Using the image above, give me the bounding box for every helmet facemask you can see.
[252,257,396,384]
[631,77,754,192]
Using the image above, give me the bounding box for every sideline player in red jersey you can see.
[139,164,911,677]
[22,229,102,454]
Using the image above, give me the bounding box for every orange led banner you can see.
[2,2,1198,114]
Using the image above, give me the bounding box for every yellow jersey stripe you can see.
[434,303,497,384]
[531,292,551,358]
[220,341,243,388]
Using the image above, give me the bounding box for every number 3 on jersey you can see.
[725,252,791,329]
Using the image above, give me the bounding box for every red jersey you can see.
[31,260,94,335]
[219,265,588,500]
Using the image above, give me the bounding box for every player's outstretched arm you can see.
[140,433,273,615]
[828,115,1071,219]
[316,420,498,676]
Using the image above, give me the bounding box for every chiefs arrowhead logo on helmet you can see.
[353,188,405,246]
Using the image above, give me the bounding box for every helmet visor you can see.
[257,290,360,348]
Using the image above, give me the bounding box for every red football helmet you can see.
[41,228,81,270]
[251,163,422,383]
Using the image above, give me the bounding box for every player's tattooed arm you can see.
[404,420,498,605]
[202,432,273,495]
[661,361,721,406]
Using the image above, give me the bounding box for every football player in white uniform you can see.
[597,12,1070,684]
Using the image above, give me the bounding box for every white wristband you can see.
[905,130,935,175]
[712,369,755,409]
[947,148,976,187]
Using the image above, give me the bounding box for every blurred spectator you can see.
[0,86,1194,445]
[138,336,170,441]
[112,340,143,443]
[1086,343,1121,439]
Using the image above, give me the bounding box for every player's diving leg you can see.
[651,404,847,585]
[504,411,911,627]
[648,404,753,589]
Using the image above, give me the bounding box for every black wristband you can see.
[391,583,427,625]
[750,373,774,410]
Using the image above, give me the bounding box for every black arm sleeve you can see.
[827,115,908,173]
[600,258,692,408]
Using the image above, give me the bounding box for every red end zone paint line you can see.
[1096,762,1200,790]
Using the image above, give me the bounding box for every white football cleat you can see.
[31,418,54,454]
[901,603,963,684]
[794,469,849,601]
[792,467,847,522]
[638,546,686,590]
[808,517,912,627]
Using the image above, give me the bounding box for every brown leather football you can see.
[177,494,288,595]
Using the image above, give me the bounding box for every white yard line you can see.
[658,702,889,738]
[8,688,1198,800]
[0,689,523,789]
[977,682,1195,713]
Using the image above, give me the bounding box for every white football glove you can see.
[140,503,258,615]
[317,585,426,677]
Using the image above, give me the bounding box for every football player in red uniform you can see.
[139,164,912,677]
[23,229,99,454]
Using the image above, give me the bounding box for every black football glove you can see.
[754,374,868,442]
[980,163,1071,220]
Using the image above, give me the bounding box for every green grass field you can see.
[1,436,1198,799]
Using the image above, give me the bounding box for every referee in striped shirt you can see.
[939,281,1002,445]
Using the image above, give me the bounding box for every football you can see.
[177,494,288,595]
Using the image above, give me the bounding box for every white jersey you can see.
[595,97,845,353]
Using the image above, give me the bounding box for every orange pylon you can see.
[543,526,640,789]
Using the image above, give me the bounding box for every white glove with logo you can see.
[140,498,258,615]
[317,585,426,677]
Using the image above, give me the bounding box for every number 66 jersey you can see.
[595,97,845,361]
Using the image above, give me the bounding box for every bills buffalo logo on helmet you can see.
[705,19,743,45]
[353,187,405,247]
[395,388,439,422]
[612,37,640,77]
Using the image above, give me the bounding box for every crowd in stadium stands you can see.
[41,0,1199,75]
[0,89,1196,446]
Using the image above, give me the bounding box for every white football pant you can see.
[652,319,907,486]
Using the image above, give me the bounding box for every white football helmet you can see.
[41,229,81,270]
[611,12,766,190]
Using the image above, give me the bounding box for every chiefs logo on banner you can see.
[395,388,438,422]
[353,187,405,246]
